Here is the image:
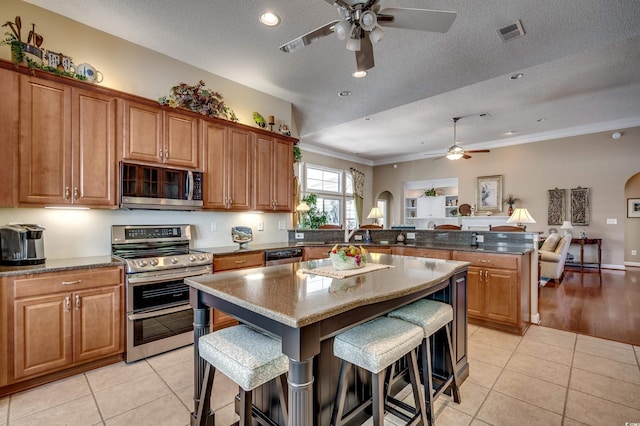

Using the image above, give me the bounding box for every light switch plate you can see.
[606,218,617,224]
[354,234,363,241]
[257,222,264,231]
[476,235,485,243]
[278,220,286,230]
[295,232,304,240]
[406,232,416,239]
[210,222,217,232]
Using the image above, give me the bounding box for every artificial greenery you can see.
[158,80,238,122]
[300,193,329,229]
[423,187,440,197]
[503,194,520,207]
[1,32,87,80]
[293,144,302,162]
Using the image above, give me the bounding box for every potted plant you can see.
[423,187,441,197]
[300,193,329,229]
[503,194,520,216]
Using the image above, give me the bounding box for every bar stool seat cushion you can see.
[198,324,288,391]
[333,317,423,373]
[388,299,453,337]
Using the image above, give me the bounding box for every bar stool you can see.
[195,324,289,426]
[388,299,461,426]
[331,316,427,426]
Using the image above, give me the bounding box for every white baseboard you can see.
[623,261,640,268]
[531,313,540,324]
[601,263,625,270]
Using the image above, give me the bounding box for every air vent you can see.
[497,20,525,42]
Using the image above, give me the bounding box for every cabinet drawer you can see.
[398,247,451,260]
[452,251,518,270]
[214,252,264,272]
[304,246,331,261]
[13,267,124,299]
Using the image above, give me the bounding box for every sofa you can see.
[539,233,573,282]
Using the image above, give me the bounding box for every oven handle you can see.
[126,266,212,285]
[128,304,192,321]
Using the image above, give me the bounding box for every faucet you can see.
[344,227,357,243]
[471,232,479,247]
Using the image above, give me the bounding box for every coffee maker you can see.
[0,224,46,265]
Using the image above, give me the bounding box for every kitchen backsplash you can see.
[0,208,291,260]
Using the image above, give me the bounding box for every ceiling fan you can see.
[279,0,457,73]
[435,117,491,160]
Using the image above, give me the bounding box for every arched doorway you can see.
[624,172,640,267]
[376,190,394,228]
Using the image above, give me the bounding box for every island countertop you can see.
[185,254,470,328]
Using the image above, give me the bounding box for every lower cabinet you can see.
[212,252,265,330]
[303,246,331,261]
[392,247,451,260]
[452,251,530,335]
[1,266,124,394]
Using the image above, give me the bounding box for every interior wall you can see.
[625,173,640,265]
[1,0,294,133]
[373,127,640,267]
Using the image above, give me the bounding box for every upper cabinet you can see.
[202,122,253,210]
[0,68,19,207]
[254,135,294,212]
[416,196,446,218]
[122,101,199,169]
[18,75,118,208]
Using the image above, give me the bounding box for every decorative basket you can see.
[329,246,367,270]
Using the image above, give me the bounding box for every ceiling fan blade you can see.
[465,149,491,153]
[462,154,472,159]
[355,34,375,71]
[279,20,340,53]
[377,8,457,33]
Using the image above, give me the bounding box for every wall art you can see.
[570,186,590,226]
[476,175,502,213]
[547,188,566,225]
[628,198,640,218]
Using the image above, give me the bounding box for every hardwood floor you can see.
[538,266,640,346]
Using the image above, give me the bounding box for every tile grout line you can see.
[83,372,106,425]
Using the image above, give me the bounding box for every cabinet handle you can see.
[65,296,70,312]
[478,259,490,263]
[62,280,82,285]
[234,260,247,264]
[75,295,80,310]
[73,187,79,200]
[485,270,489,282]
[64,187,71,200]
[159,150,163,160]
[228,197,232,208]
[165,149,169,160]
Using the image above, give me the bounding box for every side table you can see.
[565,238,602,271]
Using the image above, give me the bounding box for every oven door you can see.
[125,266,211,362]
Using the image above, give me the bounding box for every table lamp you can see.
[367,207,384,225]
[506,207,536,227]
[560,220,573,236]
[296,201,310,228]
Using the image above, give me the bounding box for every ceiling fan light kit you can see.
[279,0,457,73]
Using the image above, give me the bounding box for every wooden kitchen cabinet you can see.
[254,135,294,212]
[122,101,199,169]
[416,196,446,218]
[212,251,265,330]
[0,68,18,207]
[202,122,253,210]
[392,247,451,260]
[366,246,392,254]
[452,251,530,335]
[303,246,331,261]
[18,76,118,207]
[2,266,124,392]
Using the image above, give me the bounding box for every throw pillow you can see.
[540,232,561,252]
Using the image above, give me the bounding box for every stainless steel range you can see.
[111,224,212,362]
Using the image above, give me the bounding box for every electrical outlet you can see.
[476,235,484,243]
[210,222,217,232]
[354,234,363,241]
[278,220,286,230]
[606,218,617,224]
[406,232,416,240]
[295,232,304,240]
[633,250,637,256]
[257,222,264,231]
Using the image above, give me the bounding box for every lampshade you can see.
[369,26,384,44]
[367,207,384,219]
[359,11,377,31]
[334,20,351,40]
[446,145,464,160]
[346,36,361,51]
[506,207,536,226]
[296,201,310,212]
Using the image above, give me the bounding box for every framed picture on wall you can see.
[628,198,640,218]
[548,188,566,225]
[570,186,590,225]
[476,175,502,213]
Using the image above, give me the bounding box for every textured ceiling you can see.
[24,0,640,165]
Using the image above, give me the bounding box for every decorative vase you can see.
[508,206,514,216]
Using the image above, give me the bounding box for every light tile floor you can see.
[1,324,639,425]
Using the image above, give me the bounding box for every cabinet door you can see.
[484,268,518,325]
[254,135,275,211]
[399,247,451,260]
[123,101,163,163]
[202,121,228,209]
[304,247,331,261]
[72,88,118,207]
[164,111,199,168]
[416,197,445,218]
[227,128,253,210]
[465,266,483,317]
[367,247,392,254]
[19,76,72,205]
[73,286,122,362]
[213,252,264,272]
[271,137,294,211]
[14,293,72,379]
[0,68,18,206]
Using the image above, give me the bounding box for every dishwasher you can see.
[264,248,304,265]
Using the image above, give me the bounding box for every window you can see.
[303,164,355,227]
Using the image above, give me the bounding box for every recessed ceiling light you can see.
[364,117,372,121]
[505,130,517,135]
[338,91,351,97]
[509,73,524,80]
[352,70,367,78]
[537,118,547,122]
[259,12,280,27]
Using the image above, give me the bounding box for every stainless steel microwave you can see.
[119,162,203,211]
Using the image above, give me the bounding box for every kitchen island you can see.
[186,254,469,425]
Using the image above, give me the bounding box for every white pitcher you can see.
[76,63,103,83]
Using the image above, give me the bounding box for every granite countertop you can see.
[185,255,470,328]
[0,256,123,277]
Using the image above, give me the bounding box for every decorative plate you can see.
[458,203,471,216]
